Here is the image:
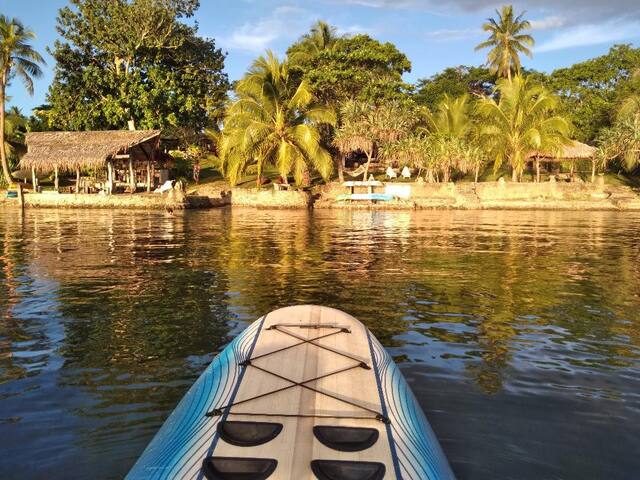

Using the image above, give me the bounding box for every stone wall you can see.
[315,179,640,210]
[229,188,311,208]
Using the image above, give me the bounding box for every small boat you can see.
[127,305,454,480]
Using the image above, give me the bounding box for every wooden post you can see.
[570,160,575,182]
[107,160,114,194]
[54,165,59,191]
[75,168,80,193]
[128,157,135,193]
[146,160,151,193]
[536,158,540,183]
[591,159,596,183]
[31,167,37,191]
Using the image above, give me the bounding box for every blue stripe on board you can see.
[366,329,403,480]
[195,314,267,480]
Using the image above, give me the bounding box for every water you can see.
[0,207,639,479]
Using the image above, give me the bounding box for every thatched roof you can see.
[531,140,597,161]
[20,130,161,172]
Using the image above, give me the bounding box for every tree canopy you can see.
[475,5,534,80]
[288,32,412,106]
[43,0,229,139]
[0,14,44,183]
[221,52,336,187]
[414,66,495,109]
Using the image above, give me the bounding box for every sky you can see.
[3,0,640,114]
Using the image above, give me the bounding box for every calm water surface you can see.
[0,207,639,479]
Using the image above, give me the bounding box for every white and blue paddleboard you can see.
[127,305,455,479]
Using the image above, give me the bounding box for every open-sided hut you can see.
[19,130,170,193]
[530,140,598,182]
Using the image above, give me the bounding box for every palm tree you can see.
[619,69,640,127]
[475,5,534,81]
[221,51,336,187]
[477,75,570,182]
[0,15,44,184]
[3,106,26,166]
[289,21,340,65]
[426,94,473,138]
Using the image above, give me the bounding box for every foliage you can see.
[288,21,340,66]
[475,5,534,80]
[597,72,640,173]
[44,0,229,138]
[477,75,571,181]
[221,51,336,187]
[0,15,44,183]
[288,31,412,106]
[4,106,27,168]
[334,100,418,179]
[545,45,640,143]
[414,66,495,109]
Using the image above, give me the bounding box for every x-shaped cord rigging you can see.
[206,324,389,423]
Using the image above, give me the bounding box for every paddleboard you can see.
[127,305,455,479]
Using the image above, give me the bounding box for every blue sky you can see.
[4,0,640,114]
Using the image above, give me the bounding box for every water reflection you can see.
[0,207,639,479]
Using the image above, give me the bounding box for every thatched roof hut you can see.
[529,140,599,182]
[20,130,161,173]
[530,140,597,160]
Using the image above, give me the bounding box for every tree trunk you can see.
[511,167,518,182]
[474,163,480,184]
[536,158,540,183]
[54,165,59,191]
[146,160,151,192]
[75,168,80,193]
[0,80,12,184]
[591,159,596,183]
[363,151,373,181]
[107,160,114,194]
[128,157,135,192]
[337,153,344,183]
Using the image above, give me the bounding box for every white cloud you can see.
[219,5,312,52]
[536,19,640,52]
[424,28,481,41]
[530,15,566,31]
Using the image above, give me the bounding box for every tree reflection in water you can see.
[0,207,639,479]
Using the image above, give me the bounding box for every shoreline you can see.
[2,180,640,211]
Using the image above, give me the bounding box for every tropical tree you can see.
[221,51,336,187]
[288,33,412,106]
[426,94,473,138]
[597,74,640,173]
[414,65,495,109]
[46,0,228,136]
[0,15,44,184]
[475,5,534,81]
[334,100,415,181]
[546,45,640,143]
[288,21,340,65]
[4,106,27,170]
[477,75,571,182]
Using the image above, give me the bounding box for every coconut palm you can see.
[0,15,44,184]
[426,94,473,138]
[475,5,534,81]
[289,21,340,65]
[3,106,26,166]
[477,75,570,182]
[221,51,336,187]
